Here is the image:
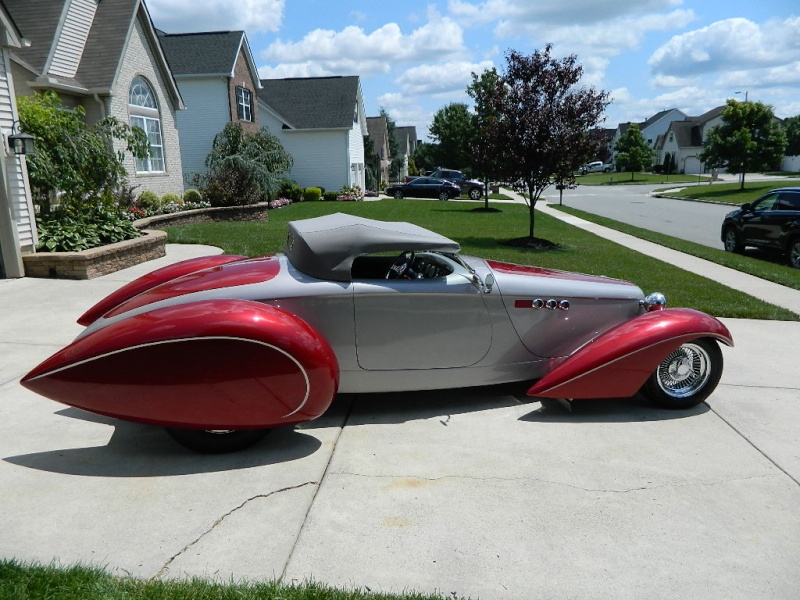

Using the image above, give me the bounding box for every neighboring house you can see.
[366,115,390,185]
[257,76,367,192]
[613,108,687,155]
[655,106,725,175]
[158,30,260,185]
[394,125,418,179]
[7,0,185,200]
[0,2,33,278]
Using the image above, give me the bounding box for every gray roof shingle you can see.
[259,76,360,130]
[158,30,243,76]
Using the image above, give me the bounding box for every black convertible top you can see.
[286,213,461,281]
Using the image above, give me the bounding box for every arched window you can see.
[128,76,165,172]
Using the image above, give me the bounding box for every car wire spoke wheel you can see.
[655,343,711,398]
[642,338,722,409]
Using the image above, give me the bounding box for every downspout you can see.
[93,93,107,118]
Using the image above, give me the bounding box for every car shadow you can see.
[520,394,711,423]
[4,407,323,477]
[330,383,708,426]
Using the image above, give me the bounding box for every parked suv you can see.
[721,187,800,268]
[428,168,484,200]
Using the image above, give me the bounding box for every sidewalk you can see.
[1,228,799,598]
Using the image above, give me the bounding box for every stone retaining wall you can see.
[22,230,167,280]
[22,203,269,280]
[133,203,269,230]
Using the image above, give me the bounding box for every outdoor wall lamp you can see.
[7,122,36,156]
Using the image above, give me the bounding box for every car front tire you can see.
[788,238,800,268]
[642,338,723,409]
[393,190,403,199]
[165,428,270,453]
[723,227,743,253]
[468,187,482,200]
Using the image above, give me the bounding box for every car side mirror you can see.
[483,273,494,293]
[741,203,752,212]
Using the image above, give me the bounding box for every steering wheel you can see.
[386,251,417,279]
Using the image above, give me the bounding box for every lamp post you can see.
[735,90,749,103]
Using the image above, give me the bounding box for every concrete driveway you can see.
[1,243,799,600]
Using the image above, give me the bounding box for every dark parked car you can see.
[429,168,484,200]
[721,187,800,268]
[386,177,461,201]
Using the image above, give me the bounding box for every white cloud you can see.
[395,60,495,95]
[649,17,800,76]
[147,0,285,33]
[260,18,466,70]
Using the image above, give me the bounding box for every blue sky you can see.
[147,0,800,140]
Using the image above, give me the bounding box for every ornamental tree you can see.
[17,91,149,212]
[470,46,611,240]
[699,99,786,189]
[614,123,653,180]
[200,122,293,206]
[428,102,477,172]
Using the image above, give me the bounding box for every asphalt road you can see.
[541,183,734,249]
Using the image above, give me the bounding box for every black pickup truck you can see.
[428,168,484,200]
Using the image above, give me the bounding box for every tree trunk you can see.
[527,178,535,238]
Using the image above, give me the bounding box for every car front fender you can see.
[527,308,733,399]
[23,300,339,429]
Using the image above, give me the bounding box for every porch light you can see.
[7,123,36,156]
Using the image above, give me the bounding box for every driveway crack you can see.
[153,480,317,580]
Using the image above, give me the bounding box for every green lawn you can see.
[166,199,797,320]
[576,172,711,186]
[654,180,800,204]
[0,560,460,600]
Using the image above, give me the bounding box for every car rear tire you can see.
[788,238,800,268]
[468,188,482,200]
[723,227,743,253]
[393,190,404,199]
[165,428,270,453]
[641,338,723,409]
[438,191,450,201]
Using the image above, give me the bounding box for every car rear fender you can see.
[23,299,339,429]
[527,308,733,399]
[77,254,248,326]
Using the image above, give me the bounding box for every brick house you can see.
[7,0,186,202]
[158,30,261,185]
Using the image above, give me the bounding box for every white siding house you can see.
[258,76,367,192]
[0,6,35,277]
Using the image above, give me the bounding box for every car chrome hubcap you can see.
[791,243,800,268]
[656,343,711,398]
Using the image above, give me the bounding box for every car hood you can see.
[486,260,642,299]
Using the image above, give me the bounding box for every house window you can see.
[128,76,164,173]
[236,86,253,122]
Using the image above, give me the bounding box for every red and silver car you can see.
[22,213,733,452]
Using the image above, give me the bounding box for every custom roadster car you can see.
[22,213,733,453]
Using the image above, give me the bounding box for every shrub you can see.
[183,189,202,203]
[161,193,182,205]
[303,187,322,202]
[110,183,139,210]
[138,190,161,211]
[196,167,261,207]
[37,205,140,252]
[279,180,304,202]
[323,191,339,202]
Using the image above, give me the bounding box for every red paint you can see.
[78,255,247,326]
[487,260,637,286]
[104,256,280,319]
[514,299,534,309]
[22,300,339,429]
[527,308,733,399]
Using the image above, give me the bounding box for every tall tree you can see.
[468,68,503,208]
[470,46,610,239]
[428,102,476,171]
[379,107,399,159]
[614,123,653,180]
[699,99,787,189]
[783,115,800,156]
